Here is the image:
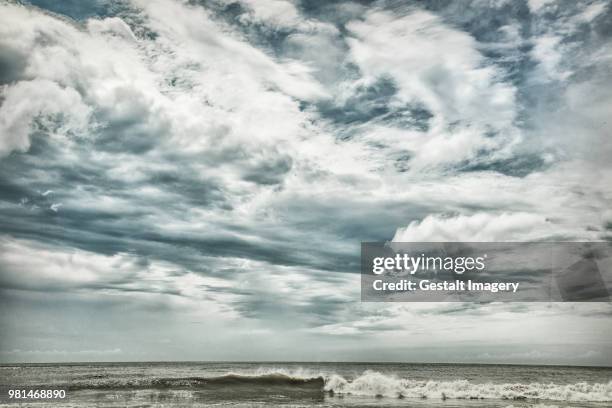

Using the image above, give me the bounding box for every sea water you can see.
[1,362,610,407]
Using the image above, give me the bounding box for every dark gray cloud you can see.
[0,44,27,85]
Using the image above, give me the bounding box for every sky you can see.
[0,0,611,365]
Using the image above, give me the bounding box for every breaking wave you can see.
[66,373,324,390]
[323,371,612,402]
[62,370,612,402]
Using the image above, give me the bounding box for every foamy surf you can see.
[322,370,612,402]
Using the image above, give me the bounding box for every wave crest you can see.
[67,373,324,390]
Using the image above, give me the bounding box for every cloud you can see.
[0,0,611,363]
[345,9,516,129]
[236,0,302,29]
[87,16,137,41]
[531,35,570,81]
[528,0,556,13]
[0,79,91,157]
[393,212,555,242]
[340,9,520,170]
[0,235,250,326]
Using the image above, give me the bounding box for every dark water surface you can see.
[1,362,610,407]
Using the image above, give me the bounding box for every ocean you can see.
[0,362,610,407]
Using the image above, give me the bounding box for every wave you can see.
[323,371,612,402]
[62,370,611,402]
[64,373,323,390]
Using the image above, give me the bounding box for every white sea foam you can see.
[321,370,612,402]
[207,368,612,402]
